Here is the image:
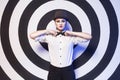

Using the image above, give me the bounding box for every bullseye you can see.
[0,0,120,80]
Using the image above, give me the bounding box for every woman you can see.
[30,10,92,80]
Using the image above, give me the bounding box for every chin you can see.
[60,29,64,31]
[57,28,63,31]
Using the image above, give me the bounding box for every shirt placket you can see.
[58,35,63,66]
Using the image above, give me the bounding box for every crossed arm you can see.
[30,30,92,40]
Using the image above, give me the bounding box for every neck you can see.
[56,29,63,32]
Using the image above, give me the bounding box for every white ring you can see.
[28,0,91,63]
[0,0,24,80]
[1,0,119,80]
[95,0,120,79]
[75,0,110,78]
[9,0,48,79]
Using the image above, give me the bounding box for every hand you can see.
[64,31,72,36]
[47,30,57,36]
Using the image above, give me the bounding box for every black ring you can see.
[37,9,81,50]
[1,0,50,80]
[68,0,118,80]
[0,0,119,80]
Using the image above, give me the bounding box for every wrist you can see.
[45,30,50,35]
[65,31,71,36]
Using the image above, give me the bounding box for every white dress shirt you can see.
[35,34,87,68]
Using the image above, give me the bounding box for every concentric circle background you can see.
[0,0,120,80]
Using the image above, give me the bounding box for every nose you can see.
[59,22,62,25]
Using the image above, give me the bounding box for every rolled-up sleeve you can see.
[72,37,88,45]
[35,35,47,43]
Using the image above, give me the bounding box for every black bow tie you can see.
[56,31,65,36]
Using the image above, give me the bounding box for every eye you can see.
[56,20,60,23]
[62,20,65,23]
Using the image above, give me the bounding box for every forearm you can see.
[30,30,48,39]
[65,31,92,40]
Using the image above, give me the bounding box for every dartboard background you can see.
[0,0,120,80]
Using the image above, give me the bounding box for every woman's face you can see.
[55,18,67,31]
